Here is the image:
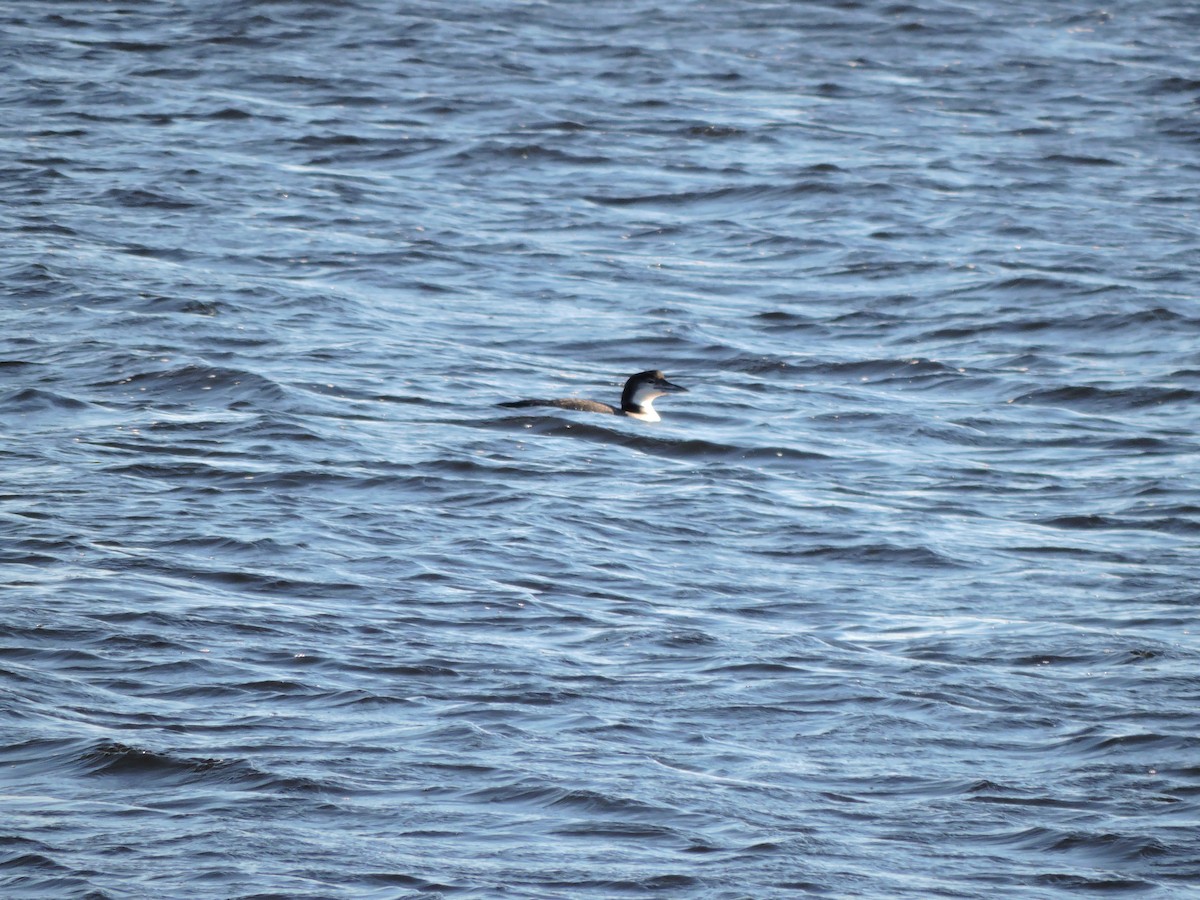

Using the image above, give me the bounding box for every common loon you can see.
[498,370,688,423]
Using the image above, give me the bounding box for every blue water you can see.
[3,2,1199,897]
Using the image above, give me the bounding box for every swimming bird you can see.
[498,370,688,422]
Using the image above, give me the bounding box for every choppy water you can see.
[3,2,1200,897]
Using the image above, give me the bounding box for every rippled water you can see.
[3,2,1200,897]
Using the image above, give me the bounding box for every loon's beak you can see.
[659,378,688,393]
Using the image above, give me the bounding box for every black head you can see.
[621,370,688,413]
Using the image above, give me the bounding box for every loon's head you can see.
[621,370,688,422]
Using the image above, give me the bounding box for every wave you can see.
[584,179,854,210]
[485,414,828,465]
[0,387,92,413]
[93,364,289,408]
[1012,384,1199,412]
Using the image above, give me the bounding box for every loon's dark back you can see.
[498,397,619,415]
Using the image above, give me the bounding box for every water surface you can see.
[3,2,1199,897]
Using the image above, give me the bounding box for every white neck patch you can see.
[624,381,674,422]
[624,400,661,422]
